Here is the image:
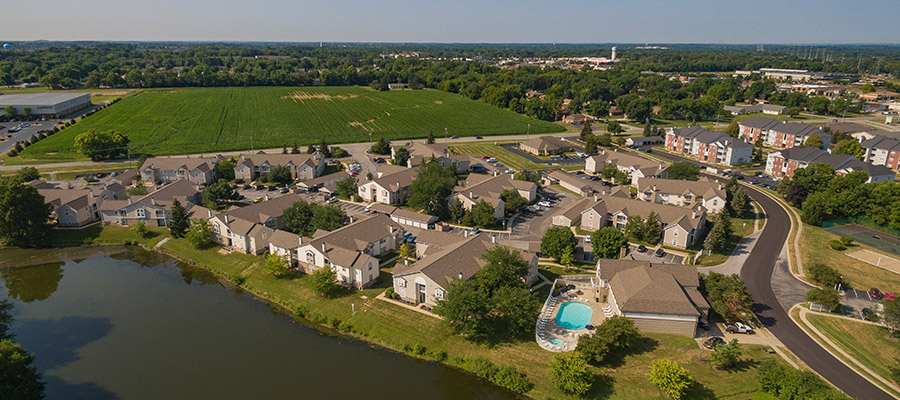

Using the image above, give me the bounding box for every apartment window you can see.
[713,200,718,206]
[435,288,445,300]
[213,224,220,233]
[136,209,145,218]
[674,231,678,236]
[306,251,315,264]
[397,278,407,288]
[588,213,592,220]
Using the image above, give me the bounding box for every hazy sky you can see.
[3,0,898,44]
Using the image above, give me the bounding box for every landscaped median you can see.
[42,225,792,399]
[791,305,900,398]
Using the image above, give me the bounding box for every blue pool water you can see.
[549,338,565,346]
[555,302,593,330]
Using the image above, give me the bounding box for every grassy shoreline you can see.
[28,225,786,399]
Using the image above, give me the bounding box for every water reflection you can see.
[1,262,64,302]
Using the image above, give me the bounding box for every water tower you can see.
[611,46,617,61]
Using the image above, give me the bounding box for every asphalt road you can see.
[743,186,893,400]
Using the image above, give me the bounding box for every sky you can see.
[3,0,899,44]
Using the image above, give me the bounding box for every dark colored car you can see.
[703,337,725,349]
[475,136,483,139]
[653,248,665,258]
[870,287,884,300]
[637,245,647,253]
[242,185,251,190]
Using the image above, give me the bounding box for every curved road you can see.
[743,187,893,400]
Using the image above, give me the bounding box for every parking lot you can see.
[626,244,685,264]
[0,119,64,154]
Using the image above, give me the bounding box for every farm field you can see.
[19,86,562,159]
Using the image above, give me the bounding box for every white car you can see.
[486,157,497,163]
[537,201,551,208]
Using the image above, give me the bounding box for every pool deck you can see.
[536,280,608,352]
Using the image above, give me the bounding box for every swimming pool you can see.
[549,338,565,346]
[555,302,593,330]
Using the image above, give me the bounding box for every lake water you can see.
[0,246,515,400]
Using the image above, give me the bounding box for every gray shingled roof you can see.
[608,265,701,316]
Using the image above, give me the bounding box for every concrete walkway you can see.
[795,305,900,395]
[699,231,761,276]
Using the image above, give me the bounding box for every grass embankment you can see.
[34,161,139,180]
[19,86,562,159]
[450,142,582,171]
[800,225,900,294]
[804,313,900,395]
[44,226,786,399]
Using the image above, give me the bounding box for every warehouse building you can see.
[0,93,92,117]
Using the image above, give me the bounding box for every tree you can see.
[319,139,331,157]
[624,215,645,241]
[576,315,641,364]
[583,134,598,154]
[787,106,802,117]
[427,131,435,144]
[500,189,527,215]
[801,191,830,226]
[407,160,457,218]
[591,227,627,259]
[882,297,900,335]
[597,133,613,147]
[807,263,844,287]
[860,83,876,93]
[806,288,841,310]
[559,246,575,267]
[540,227,577,261]
[370,138,391,155]
[282,201,313,234]
[625,98,653,122]
[201,179,236,210]
[185,218,213,249]
[606,121,623,134]
[168,199,188,238]
[710,339,742,369]
[729,186,749,217]
[549,352,593,396]
[0,177,52,247]
[15,167,40,182]
[701,273,754,323]
[263,252,290,277]
[704,218,728,253]
[335,176,357,199]
[803,134,824,149]
[725,121,739,137]
[579,119,593,141]
[131,221,148,237]
[268,165,293,185]
[642,119,653,137]
[666,161,699,181]
[311,266,338,297]
[291,143,301,154]
[643,212,661,245]
[399,242,414,259]
[73,129,129,160]
[0,339,45,400]
[392,147,411,166]
[215,157,237,181]
[833,139,864,158]
[4,106,16,119]
[471,199,497,228]
[282,200,345,236]
[647,359,694,400]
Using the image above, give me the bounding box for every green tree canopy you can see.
[666,161,700,181]
[73,129,130,160]
[470,199,497,228]
[549,352,594,396]
[311,266,339,297]
[803,134,824,149]
[185,218,213,249]
[806,288,841,310]
[647,359,694,400]
[0,339,45,400]
[0,177,52,247]
[370,137,391,155]
[282,200,346,236]
[201,179,236,210]
[700,272,754,323]
[263,252,290,277]
[591,227,627,259]
[710,339,742,369]
[500,189,527,215]
[576,315,641,365]
[15,167,40,182]
[335,176,358,199]
[606,121,623,134]
[168,198,189,238]
[268,165,293,185]
[392,147,411,166]
[832,139,864,158]
[407,160,457,218]
[540,226,577,261]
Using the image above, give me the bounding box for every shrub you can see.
[447,356,532,394]
[757,359,849,399]
[647,359,693,400]
[412,344,427,355]
[806,288,841,310]
[710,339,742,369]
[430,350,447,361]
[492,365,533,394]
[807,263,844,287]
[550,352,593,396]
[839,236,853,246]
[385,287,395,298]
[827,240,846,250]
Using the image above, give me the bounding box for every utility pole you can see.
[250,134,253,152]
[527,123,531,140]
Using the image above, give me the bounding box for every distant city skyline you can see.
[2,0,899,44]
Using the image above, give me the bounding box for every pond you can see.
[0,246,515,400]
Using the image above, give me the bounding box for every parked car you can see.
[450,135,459,139]
[486,157,497,163]
[242,185,251,190]
[255,185,266,190]
[537,201,552,208]
[886,293,897,301]
[475,136,483,139]
[253,197,264,203]
[637,245,647,253]
[373,157,385,163]
[364,205,372,213]
[724,322,754,334]
[703,336,725,349]
[481,155,491,159]
[653,248,665,258]
[870,287,884,300]
[267,186,277,191]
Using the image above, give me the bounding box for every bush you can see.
[647,359,693,400]
[448,356,532,394]
[807,263,844,287]
[757,359,849,399]
[550,352,594,396]
[806,288,841,310]
[839,236,853,246]
[411,344,427,355]
[827,240,846,250]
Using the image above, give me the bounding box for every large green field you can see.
[20,86,562,159]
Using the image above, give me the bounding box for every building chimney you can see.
[594,194,598,201]
[692,210,697,219]
[224,215,229,224]
[128,198,132,205]
[458,272,463,279]
[298,236,303,245]
[396,181,400,190]
[389,225,394,233]
[469,191,474,199]
[404,259,409,266]
[207,209,212,218]
[196,184,201,191]
[322,242,327,252]
[151,198,156,205]
[464,230,468,238]
[349,216,354,224]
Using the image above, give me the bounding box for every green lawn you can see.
[804,313,900,398]
[696,210,760,267]
[19,86,562,159]
[33,161,139,180]
[449,142,581,171]
[800,225,900,294]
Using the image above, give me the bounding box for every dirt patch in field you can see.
[166,89,186,93]
[348,119,377,132]
[282,91,360,102]
[433,100,443,104]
